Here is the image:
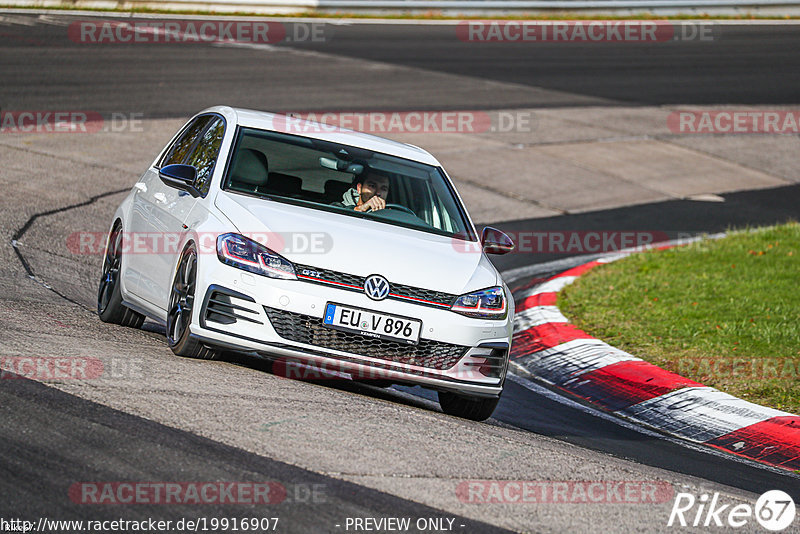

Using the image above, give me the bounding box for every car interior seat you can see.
[229,148,269,193]
[324,179,352,204]
[266,172,303,197]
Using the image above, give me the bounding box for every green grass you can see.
[558,222,800,415]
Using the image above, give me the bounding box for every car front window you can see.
[160,115,213,167]
[187,117,225,196]
[222,127,476,241]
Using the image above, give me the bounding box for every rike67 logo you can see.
[668,490,795,531]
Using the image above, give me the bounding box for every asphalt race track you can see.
[3,17,800,115]
[1,13,799,533]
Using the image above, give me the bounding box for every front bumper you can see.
[190,263,512,398]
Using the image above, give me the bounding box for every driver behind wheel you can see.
[333,170,390,212]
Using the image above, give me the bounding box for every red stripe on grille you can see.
[297,274,450,307]
[297,274,362,290]
[389,293,450,308]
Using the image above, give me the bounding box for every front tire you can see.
[166,244,218,360]
[438,391,499,421]
[97,224,145,328]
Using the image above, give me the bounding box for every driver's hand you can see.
[355,196,386,212]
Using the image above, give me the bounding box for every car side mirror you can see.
[481,227,514,255]
[159,164,201,198]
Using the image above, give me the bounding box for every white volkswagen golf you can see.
[98,106,515,420]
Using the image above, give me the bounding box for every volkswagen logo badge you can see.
[364,275,390,301]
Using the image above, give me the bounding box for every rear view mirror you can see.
[159,164,201,198]
[481,227,514,255]
[320,157,364,175]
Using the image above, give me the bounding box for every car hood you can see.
[214,191,498,295]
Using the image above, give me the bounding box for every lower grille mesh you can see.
[264,307,468,370]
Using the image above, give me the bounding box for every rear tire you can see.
[438,391,499,421]
[97,224,145,329]
[166,244,219,360]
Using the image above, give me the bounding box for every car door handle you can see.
[154,193,167,204]
[134,183,147,193]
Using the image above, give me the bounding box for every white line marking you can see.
[212,41,279,51]
[36,14,70,26]
[0,14,38,26]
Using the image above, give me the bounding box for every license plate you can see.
[322,303,421,345]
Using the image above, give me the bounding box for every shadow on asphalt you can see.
[0,376,512,533]
[487,183,800,273]
[220,350,439,413]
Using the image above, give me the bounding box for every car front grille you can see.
[263,306,469,370]
[293,264,457,309]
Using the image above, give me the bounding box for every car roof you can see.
[204,106,442,167]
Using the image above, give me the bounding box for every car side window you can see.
[160,115,214,167]
[186,117,225,197]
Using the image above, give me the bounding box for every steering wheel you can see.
[384,203,416,216]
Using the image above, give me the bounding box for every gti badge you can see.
[364,275,390,301]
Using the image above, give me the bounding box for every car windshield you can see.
[222,127,476,241]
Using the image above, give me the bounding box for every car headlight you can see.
[451,286,507,319]
[217,233,296,280]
